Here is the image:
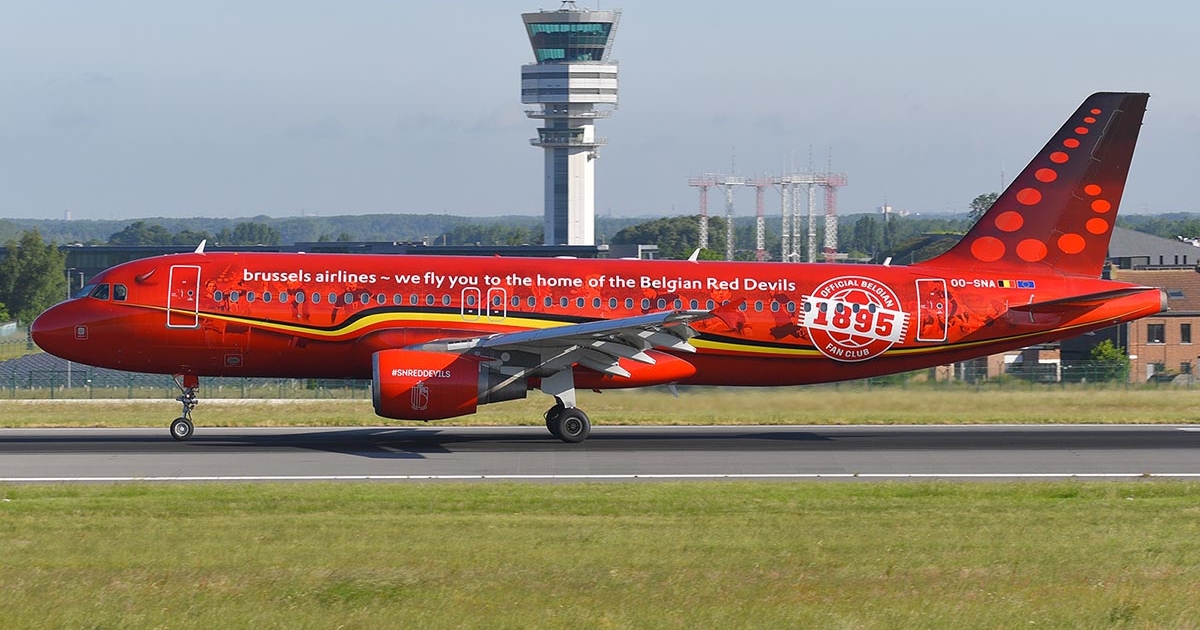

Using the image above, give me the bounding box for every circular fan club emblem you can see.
[802,276,910,362]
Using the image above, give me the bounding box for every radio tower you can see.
[746,177,773,261]
[821,173,848,262]
[688,175,715,250]
[522,2,621,245]
[714,174,744,261]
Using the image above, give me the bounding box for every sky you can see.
[2,1,1199,222]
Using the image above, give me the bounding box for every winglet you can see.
[194,239,207,254]
[915,92,1149,278]
[688,249,701,263]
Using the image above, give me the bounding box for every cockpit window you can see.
[74,284,96,299]
[90,284,110,300]
[113,284,128,301]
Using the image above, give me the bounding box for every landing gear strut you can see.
[544,398,590,443]
[171,374,199,441]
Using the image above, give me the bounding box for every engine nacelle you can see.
[372,349,526,421]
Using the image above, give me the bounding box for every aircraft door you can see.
[167,265,201,328]
[915,278,948,342]
[486,288,507,322]
[461,287,481,321]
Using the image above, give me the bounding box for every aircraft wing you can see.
[411,310,713,378]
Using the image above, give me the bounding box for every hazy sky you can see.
[2,1,1198,221]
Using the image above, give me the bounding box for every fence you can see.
[1,363,1192,402]
[0,370,373,400]
[3,329,1189,399]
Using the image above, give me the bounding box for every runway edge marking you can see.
[4,473,1200,483]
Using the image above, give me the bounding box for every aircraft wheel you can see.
[556,408,591,444]
[170,417,194,442]
[544,403,565,438]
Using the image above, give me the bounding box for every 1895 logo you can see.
[802,276,910,362]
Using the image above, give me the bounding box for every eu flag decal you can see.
[1017,280,1036,289]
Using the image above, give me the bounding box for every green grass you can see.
[1,482,1199,629]
[2,387,1200,428]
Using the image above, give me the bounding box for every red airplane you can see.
[32,92,1164,443]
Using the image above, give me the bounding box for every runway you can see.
[2,424,1199,482]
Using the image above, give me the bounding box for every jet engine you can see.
[372,349,526,421]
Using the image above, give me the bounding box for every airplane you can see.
[31,92,1164,443]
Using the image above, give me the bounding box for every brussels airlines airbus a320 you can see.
[32,93,1164,443]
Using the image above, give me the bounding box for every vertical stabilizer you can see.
[916,92,1148,277]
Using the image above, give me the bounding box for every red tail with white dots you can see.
[917,92,1148,278]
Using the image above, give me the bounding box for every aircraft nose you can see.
[30,302,79,359]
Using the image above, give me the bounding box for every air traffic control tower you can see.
[521,2,620,246]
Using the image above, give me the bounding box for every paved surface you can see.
[2,425,1199,482]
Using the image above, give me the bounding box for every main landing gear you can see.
[544,399,591,443]
[170,374,200,441]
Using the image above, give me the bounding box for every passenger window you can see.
[90,284,110,300]
[328,292,337,304]
[376,293,385,305]
[263,292,273,303]
[690,299,699,309]
[425,294,434,306]
[113,284,128,301]
[294,292,305,304]
[544,296,553,308]
[311,292,321,304]
[214,290,224,301]
[626,298,634,309]
[674,299,682,309]
[641,298,650,310]
[410,294,418,305]
[362,293,371,305]
[246,292,256,303]
[280,291,289,303]
[527,296,536,308]
[466,294,477,306]
[344,292,354,304]
[609,297,617,309]
[770,301,779,312]
[393,294,402,305]
[560,296,569,308]
[657,298,666,309]
[229,291,240,303]
[511,296,520,307]
[576,297,584,308]
[786,301,796,313]
[442,295,451,306]
[706,300,715,310]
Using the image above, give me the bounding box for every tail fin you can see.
[916,92,1148,277]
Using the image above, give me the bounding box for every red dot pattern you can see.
[994,211,1024,232]
[966,99,1119,265]
[1017,239,1048,262]
[1086,218,1109,234]
[970,236,1005,262]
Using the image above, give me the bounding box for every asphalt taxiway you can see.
[1,425,1198,482]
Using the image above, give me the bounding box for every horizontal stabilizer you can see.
[1008,287,1162,314]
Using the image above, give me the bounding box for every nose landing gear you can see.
[170,374,199,441]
